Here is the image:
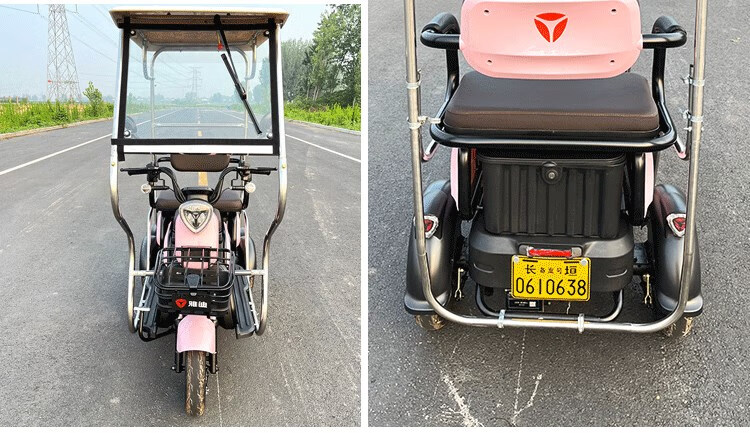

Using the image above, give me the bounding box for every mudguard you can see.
[648,184,703,316]
[405,180,460,314]
[176,315,217,354]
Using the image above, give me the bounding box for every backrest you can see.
[460,0,643,79]
[171,154,230,172]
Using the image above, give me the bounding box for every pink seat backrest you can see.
[460,0,643,79]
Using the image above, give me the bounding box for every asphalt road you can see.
[0,118,361,426]
[368,0,750,427]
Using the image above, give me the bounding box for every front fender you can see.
[405,180,460,314]
[176,315,217,354]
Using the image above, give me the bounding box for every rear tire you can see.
[662,316,695,339]
[415,314,446,331]
[185,351,208,416]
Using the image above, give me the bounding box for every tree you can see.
[331,5,362,105]
[83,81,103,116]
[282,38,312,101]
[210,92,225,104]
[302,5,361,105]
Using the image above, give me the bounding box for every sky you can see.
[0,3,327,99]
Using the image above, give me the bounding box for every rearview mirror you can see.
[125,116,138,138]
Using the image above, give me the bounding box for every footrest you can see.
[233,275,257,338]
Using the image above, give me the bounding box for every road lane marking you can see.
[0,133,111,177]
[136,109,183,126]
[213,109,361,164]
[196,128,208,186]
[284,134,361,164]
[0,110,181,177]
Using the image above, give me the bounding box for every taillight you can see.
[527,247,572,258]
[423,215,439,239]
[666,213,686,237]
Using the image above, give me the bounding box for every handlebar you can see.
[121,165,186,202]
[122,162,276,205]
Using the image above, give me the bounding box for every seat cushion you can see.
[443,72,660,139]
[155,190,243,212]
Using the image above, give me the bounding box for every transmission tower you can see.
[190,67,202,101]
[46,4,80,101]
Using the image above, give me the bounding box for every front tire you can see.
[185,351,208,416]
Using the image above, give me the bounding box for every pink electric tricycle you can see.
[109,8,288,416]
[403,0,709,337]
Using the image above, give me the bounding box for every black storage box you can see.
[478,151,626,239]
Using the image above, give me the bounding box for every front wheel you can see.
[185,351,208,416]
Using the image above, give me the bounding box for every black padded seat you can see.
[443,72,660,139]
[154,190,243,212]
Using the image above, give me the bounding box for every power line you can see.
[0,4,42,15]
[93,5,112,22]
[69,33,116,64]
[69,12,118,47]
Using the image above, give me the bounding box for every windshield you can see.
[122,30,272,140]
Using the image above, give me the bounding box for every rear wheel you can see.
[415,314,446,331]
[661,316,695,339]
[185,351,208,416]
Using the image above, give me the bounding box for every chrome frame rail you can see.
[110,30,138,333]
[403,0,708,332]
[254,22,289,335]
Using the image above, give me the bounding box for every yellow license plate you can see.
[511,256,591,301]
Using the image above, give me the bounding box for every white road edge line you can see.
[0,133,111,177]
[285,133,361,164]
[214,109,361,164]
[0,110,180,177]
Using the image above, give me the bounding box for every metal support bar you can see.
[476,289,624,323]
[110,146,137,333]
[235,269,267,277]
[254,23,288,336]
[403,0,708,332]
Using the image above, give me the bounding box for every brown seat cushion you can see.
[443,72,660,139]
[155,190,243,212]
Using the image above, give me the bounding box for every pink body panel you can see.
[174,210,220,269]
[460,0,643,79]
[176,315,216,354]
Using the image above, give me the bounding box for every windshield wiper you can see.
[215,16,262,135]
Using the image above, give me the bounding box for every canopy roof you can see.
[110,7,288,49]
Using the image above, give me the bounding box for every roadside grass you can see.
[0,101,114,134]
[284,101,360,131]
[1,100,360,134]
